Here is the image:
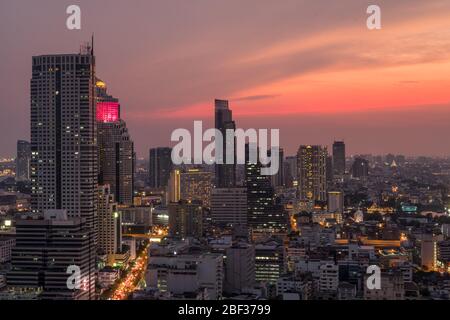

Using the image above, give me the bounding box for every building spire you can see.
[91,33,94,56]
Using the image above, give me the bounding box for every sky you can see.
[0,0,450,158]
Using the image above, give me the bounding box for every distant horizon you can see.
[1,1,449,157]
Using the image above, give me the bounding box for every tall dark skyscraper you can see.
[16,140,31,181]
[97,79,134,205]
[297,145,327,202]
[29,48,97,229]
[332,141,346,176]
[246,144,285,234]
[215,99,236,188]
[11,44,97,299]
[149,147,172,188]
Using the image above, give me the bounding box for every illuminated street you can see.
[110,227,167,300]
[110,246,148,300]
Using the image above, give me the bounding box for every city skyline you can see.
[1,1,450,157]
[1,33,450,302]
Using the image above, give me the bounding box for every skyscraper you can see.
[97,185,121,266]
[97,79,134,205]
[149,147,172,188]
[246,144,286,234]
[21,45,97,300]
[167,169,181,203]
[180,168,213,207]
[16,140,31,181]
[332,141,346,177]
[215,99,236,187]
[30,49,98,230]
[297,145,327,202]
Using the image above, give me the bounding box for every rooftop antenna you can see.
[91,33,94,56]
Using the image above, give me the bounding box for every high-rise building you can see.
[180,168,213,207]
[351,157,369,179]
[168,200,203,239]
[7,210,96,300]
[25,46,97,299]
[16,140,31,181]
[168,169,181,203]
[30,50,97,230]
[97,79,134,205]
[332,141,346,176]
[297,145,327,202]
[215,99,236,187]
[149,147,172,188]
[211,188,247,228]
[97,185,121,266]
[246,144,286,234]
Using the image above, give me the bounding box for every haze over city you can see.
[1,0,450,157]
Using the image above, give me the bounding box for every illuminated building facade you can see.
[254,242,284,284]
[97,102,119,123]
[97,79,134,205]
[95,79,120,122]
[168,169,181,203]
[297,145,327,202]
[180,168,213,207]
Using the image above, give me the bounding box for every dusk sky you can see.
[1,0,450,157]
